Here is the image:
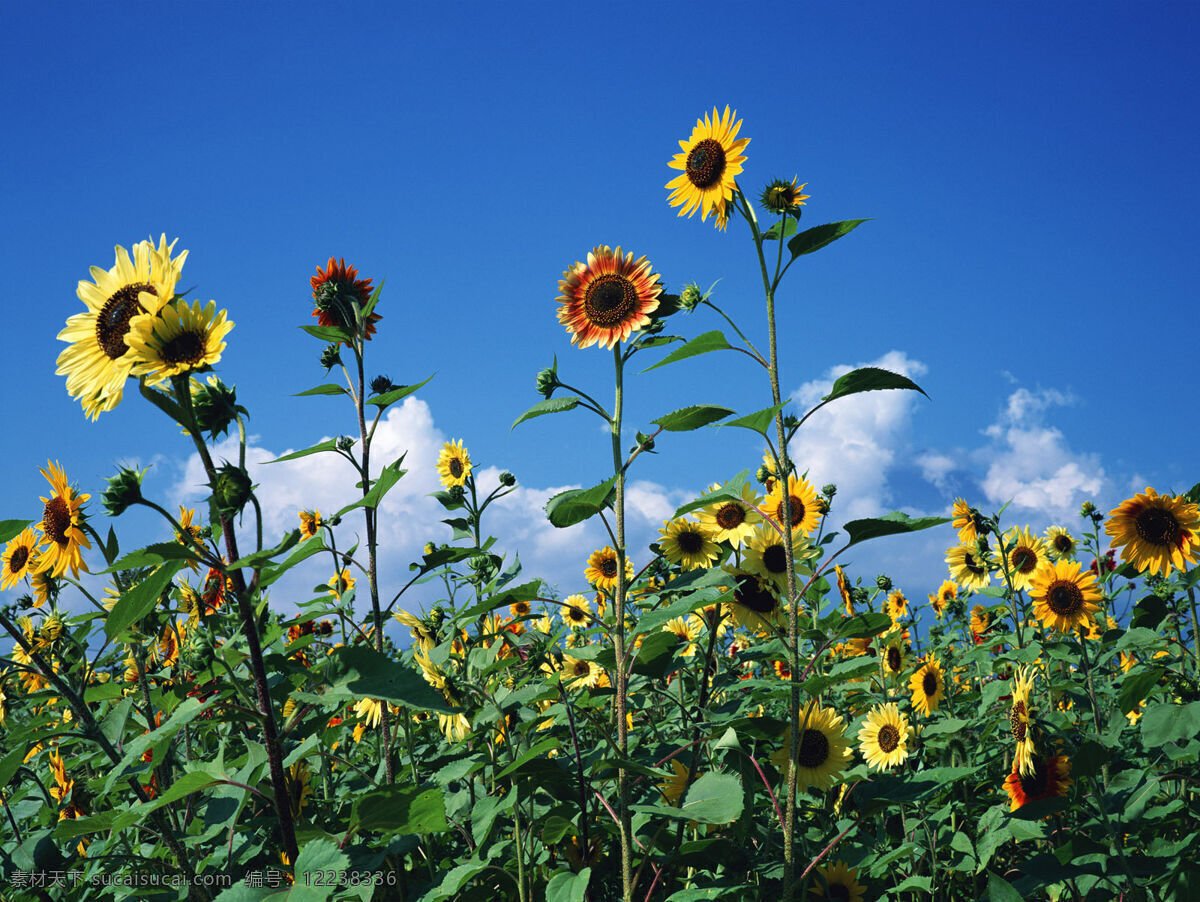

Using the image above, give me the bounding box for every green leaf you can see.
[546,868,591,902]
[0,746,24,789]
[1118,665,1164,714]
[293,383,348,397]
[335,455,407,517]
[0,520,32,544]
[544,476,617,528]
[257,535,327,589]
[351,785,448,834]
[822,366,929,405]
[319,644,454,713]
[494,736,561,780]
[642,330,735,373]
[293,838,351,896]
[227,530,301,571]
[678,772,744,824]
[1141,701,1200,746]
[109,771,219,832]
[671,471,750,520]
[104,560,186,641]
[268,438,346,464]
[458,580,544,621]
[786,219,869,259]
[367,373,435,408]
[101,542,202,573]
[834,612,892,639]
[652,405,734,432]
[987,871,1025,902]
[512,396,581,430]
[844,512,951,548]
[300,323,351,343]
[1071,740,1110,779]
[722,401,789,436]
[761,219,798,241]
[631,630,681,679]
[83,682,123,703]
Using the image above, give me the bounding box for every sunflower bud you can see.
[679,282,704,312]
[759,177,810,215]
[499,471,517,487]
[423,542,436,556]
[755,464,773,486]
[370,374,397,396]
[320,343,342,370]
[102,465,147,517]
[535,359,560,399]
[447,485,466,504]
[876,575,893,592]
[181,627,215,672]
[336,436,355,453]
[815,497,831,515]
[821,484,837,498]
[210,463,253,516]
[1080,501,1097,518]
[428,605,445,628]
[191,376,246,441]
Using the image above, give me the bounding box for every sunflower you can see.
[658,758,691,806]
[858,702,911,771]
[951,498,982,546]
[1009,666,1037,776]
[760,177,810,214]
[36,462,91,579]
[663,617,700,657]
[744,524,808,593]
[772,659,792,680]
[909,656,946,716]
[555,245,662,350]
[665,106,750,228]
[836,565,854,616]
[311,256,381,340]
[29,567,57,609]
[394,609,436,651]
[811,860,867,902]
[969,604,995,640]
[726,568,781,631]
[56,236,188,419]
[436,439,472,489]
[562,655,604,691]
[438,711,471,742]
[763,475,822,537]
[298,509,322,540]
[658,518,720,571]
[1029,560,1102,633]
[327,568,356,598]
[413,649,448,691]
[561,594,593,628]
[946,543,991,590]
[509,600,532,620]
[695,481,763,548]
[1003,753,1071,812]
[584,547,633,593]
[885,589,909,622]
[880,632,909,679]
[1081,613,1118,641]
[124,299,233,385]
[1044,526,1078,561]
[1104,488,1200,577]
[1,528,40,591]
[355,698,383,728]
[769,706,852,792]
[998,527,1050,592]
[288,760,314,819]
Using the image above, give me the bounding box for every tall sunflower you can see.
[946,543,991,590]
[764,475,822,537]
[310,256,381,340]
[695,481,762,548]
[584,547,633,593]
[726,568,781,631]
[665,106,750,228]
[1,528,40,591]
[125,299,234,385]
[436,439,472,488]
[36,462,91,578]
[556,245,662,350]
[811,860,867,902]
[743,523,808,594]
[769,705,851,792]
[560,594,593,629]
[1044,525,1078,561]
[1104,488,1200,577]
[909,656,946,716]
[1029,560,1102,633]
[1009,666,1037,776]
[880,632,909,679]
[885,589,910,622]
[997,527,1050,591]
[951,498,982,546]
[858,703,910,771]
[562,655,604,691]
[56,235,188,419]
[663,617,700,657]
[658,518,720,571]
[1003,753,1071,812]
[933,579,957,616]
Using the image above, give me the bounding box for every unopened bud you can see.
[103,465,147,517]
[499,471,517,487]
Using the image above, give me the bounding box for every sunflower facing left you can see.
[666,106,750,228]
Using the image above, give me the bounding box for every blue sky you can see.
[3,2,1198,627]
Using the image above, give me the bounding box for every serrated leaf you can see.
[834,612,892,639]
[1118,665,1164,714]
[721,401,790,436]
[642,330,735,373]
[677,772,744,824]
[1141,701,1200,746]
[104,560,186,641]
[101,542,202,573]
[257,535,327,589]
[367,373,434,408]
[630,630,681,679]
[293,383,348,397]
[987,871,1025,902]
[110,771,219,832]
[293,838,351,893]
[0,520,32,544]
[652,405,734,432]
[351,785,448,834]
[671,471,750,520]
[320,644,454,713]
[761,219,798,241]
[512,396,581,430]
[335,455,407,517]
[268,438,346,464]
[544,476,617,528]
[822,366,928,406]
[786,219,869,259]
[844,512,951,547]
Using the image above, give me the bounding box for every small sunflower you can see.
[1010,666,1037,777]
[288,760,314,819]
[759,176,810,214]
[836,565,854,616]
[726,568,781,631]
[665,105,750,228]
[436,439,472,489]
[946,543,991,590]
[811,860,867,902]
[556,245,662,350]
[438,711,471,742]
[394,609,436,651]
[1,528,40,591]
[56,236,188,419]
[769,705,852,792]
[763,475,822,537]
[561,594,593,629]
[1029,560,1102,633]
[562,655,604,691]
[689,603,729,639]
[658,518,720,571]
[311,256,381,340]
[695,481,763,548]
[880,632,909,679]
[29,567,57,609]
[1044,526,1078,561]
[327,568,356,598]
[509,600,532,620]
[885,589,909,622]
[909,656,946,716]
[355,697,383,728]
[858,702,910,771]
[584,547,633,593]
[969,604,995,640]
[663,617,701,657]
[951,498,984,546]
[998,527,1050,592]
[659,758,692,806]
[1104,488,1200,577]
[743,524,809,594]
[298,509,322,540]
[125,299,233,385]
[931,580,957,618]
[36,461,91,579]
[1003,753,1071,812]
[174,505,205,571]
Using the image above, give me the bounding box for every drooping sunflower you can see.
[1104,488,1200,577]
[810,860,867,902]
[394,609,437,651]
[125,299,233,385]
[663,617,700,657]
[56,236,188,419]
[998,527,1050,592]
[288,760,314,819]
[930,580,956,619]
[659,758,691,806]
[909,656,946,716]
[665,106,750,228]
[355,697,383,728]
[1009,665,1037,776]
[1,528,40,591]
[311,256,381,340]
[438,711,471,743]
[436,439,472,488]
[298,509,322,540]
[769,705,852,792]
[555,245,662,350]
[29,567,56,609]
[951,498,986,546]
[726,567,781,631]
[969,604,995,640]
[743,523,808,594]
[584,547,633,593]
[36,461,91,579]
[1003,752,1071,812]
[1044,526,1078,561]
[1029,560,1102,633]
[658,518,720,571]
[695,481,763,548]
[836,565,854,616]
[560,594,593,629]
[858,702,910,771]
[946,543,991,590]
[763,475,822,537]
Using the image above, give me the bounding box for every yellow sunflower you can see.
[930,580,956,618]
[951,498,981,546]
[1104,488,1200,577]
[1044,526,1078,561]
[29,567,56,609]
[394,609,436,651]
[945,543,991,590]
[562,655,604,691]
[355,697,383,728]
[1,528,40,591]
[885,589,909,622]
[858,703,910,771]
[662,617,700,657]
[969,604,995,640]
[560,594,593,629]
[836,565,854,616]
[769,705,852,792]
[880,632,909,679]
[658,518,720,571]
[438,711,471,743]
[760,176,810,214]
[909,656,946,716]
[298,509,322,540]
[1009,666,1037,777]
[811,860,867,902]
[56,235,188,418]
[1029,560,1102,633]
[1003,753,1071,813]
[659,758,692,806]
[36,461,91,579]
[125,299,233,385]
[695,481,763,548]
[436,439,472,488]
[665,106,750,228]
[556,245,661,350]
[763,475,823,537]
[689,603,729,639]
[584,547,633,593]
[726,568,781,631]
[327,568,356,598]
[743,524,810,594]
[998,527,1050,592]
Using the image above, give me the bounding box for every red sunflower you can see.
[311,256,381,340]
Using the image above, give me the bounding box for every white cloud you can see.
[915,451,956,492]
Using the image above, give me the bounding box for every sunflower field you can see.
[2,107,1199,902]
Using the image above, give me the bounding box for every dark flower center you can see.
[1047,580,1083,616]
[716,503,745,530]
[922,669,938,697]
[786,496,806,527]
[8,545,29,573]
[568,606,586,623]
[762,543,787,574]
[734,574,777,614]
[828,885,851,902]
[796,727,829,768]
[449,458,464,479]
[583,274,638,327]
[964,552,986,576]
[1019,756,1050,797]
[677,528,704,554]
[886,646,902,673]
[877,724,900,753]
[97,283,156,359]
[1009,702,1027,741]
[159,329,206,366]
[600,557,618,578]
[1011,547,1038,573]
[685,138,727,189]
[572,661,590,677]
[1053,534,1074,553]
[42,497,72,545]
[1135,506,1180,548]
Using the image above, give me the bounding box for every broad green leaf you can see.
[546,868,591,902]
[100,696,210,795]
[987,872,1025,902]
[293,383,347,397]
[511,396,581,430]
[0,520,32,544]
[110,771,219,831]
[541,815,577,845]
[1141,701,1200,746]
[677,772,744,824]
[1118,665,1164,714]
[300,323,351,343]
[631,630,681,679]
[835,612,892,639]
[0,746,24,789]
[786,219,869,259]
[268,437,346,464]
[494,736,561,780]
[761,219,798,241]
[101,542,202,573]
[335,455,407,517]
[722,401,789,436]
[227,529,301,571]
[257,535,327,589]
[104,560,186,641]
[367,373,435,408]
[652,405,734,432]
[320,644,454,713]
[545,476,617,528]
[822,367,928,407]
[52,810,118,839]
[671,471,750,520]
[293,838,350,897]
[799,657,878,695]
[351,785,448,834]
[844,512,951,548]
[642,330,735,373]
[83,682,123,703]
[458,580,544,620]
